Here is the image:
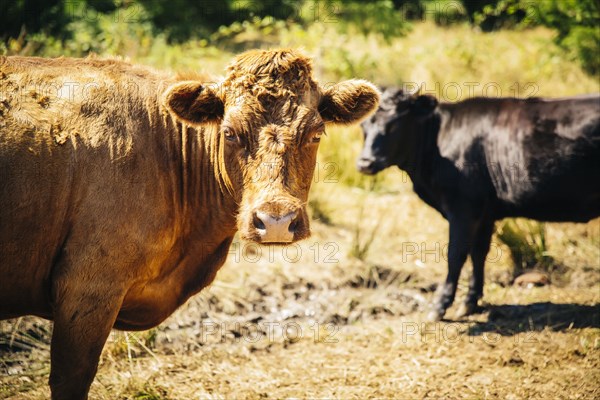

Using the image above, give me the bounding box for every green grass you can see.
[349,195,383,261]
[496,219,554,276]
[4,17,598,91]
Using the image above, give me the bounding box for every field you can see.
[1,20,600,399]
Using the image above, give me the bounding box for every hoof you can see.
[456,302,484,318]
[426,309,444,322]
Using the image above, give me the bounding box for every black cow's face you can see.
[357,87,438,175]
[357,88,410,175]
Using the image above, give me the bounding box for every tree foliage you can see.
[1,0,597,75]
[474,0,600,75]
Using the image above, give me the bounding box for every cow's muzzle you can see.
[357,157,385,175]
[252,210,299,243]
[246,202,308,244]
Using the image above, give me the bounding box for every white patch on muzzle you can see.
[255,211,296,243]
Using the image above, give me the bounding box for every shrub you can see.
[496,219,554,277]
[474,0,600,75]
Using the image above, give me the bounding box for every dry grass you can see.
[2,200,598,399]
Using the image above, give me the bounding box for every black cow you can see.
[358,88,600,321]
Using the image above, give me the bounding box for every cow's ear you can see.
[163,81,224,125]
[412,94,438,115]
[318,80,380,125]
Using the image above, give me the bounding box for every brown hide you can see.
[0,49,379,399]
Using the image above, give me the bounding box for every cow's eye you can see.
[223,127,237,142]
[223,128,245,148]
[312,130,325,144]
[223,127,248,150]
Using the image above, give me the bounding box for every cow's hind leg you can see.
[49,272,124,400]
[457,218,495,318]
[427,218,473,321]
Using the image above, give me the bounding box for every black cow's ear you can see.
[318,80,381,125]
[412,95,438,115]
[163,81,224,125]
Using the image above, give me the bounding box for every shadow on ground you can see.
[467,302,600,336]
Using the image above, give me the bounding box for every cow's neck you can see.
[169,121,238,233]
[110,96,241,329]
[148,114,238,303]
[396,111,442,180]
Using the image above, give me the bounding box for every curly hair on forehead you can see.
[224,48,318,98]
[226,48,313,77]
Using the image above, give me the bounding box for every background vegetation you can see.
[1,0,599,74]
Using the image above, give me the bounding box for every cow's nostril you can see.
[288,217,299,233]
[253,213,266,230]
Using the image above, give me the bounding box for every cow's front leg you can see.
[457,218,495,318]
[50,275,124,400]
[427,218,473,321]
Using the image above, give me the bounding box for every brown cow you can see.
[0,49,379,399]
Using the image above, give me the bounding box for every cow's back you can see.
[438,95,600,222]
[519,96,599,218]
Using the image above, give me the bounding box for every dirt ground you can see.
[1,178,599,399]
